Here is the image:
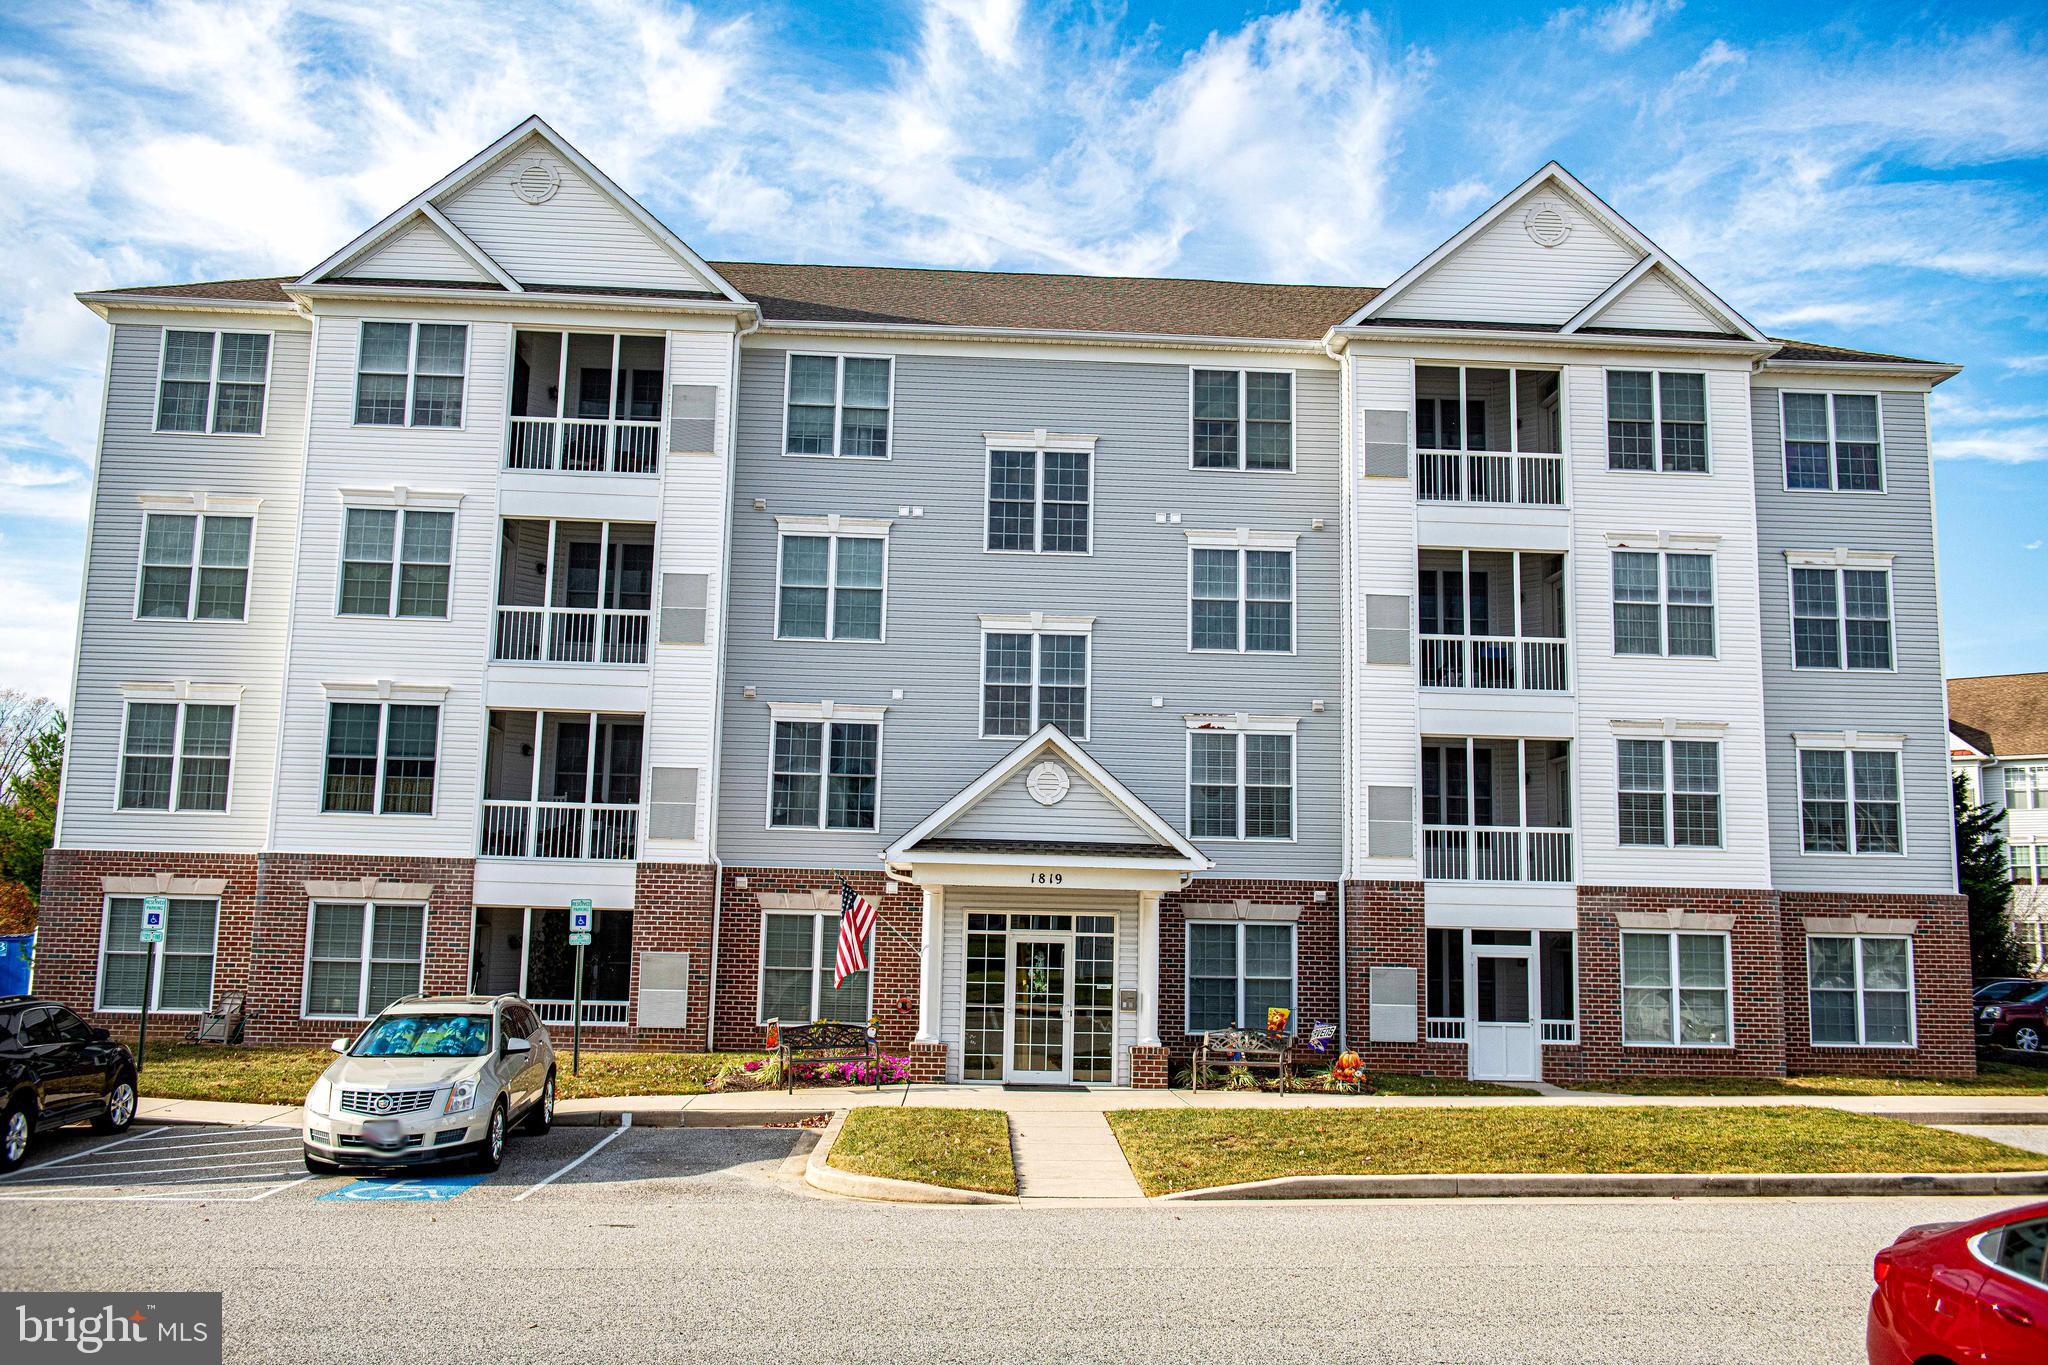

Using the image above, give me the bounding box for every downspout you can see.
[1325,332,1353,1050]
[703,304,761,1053]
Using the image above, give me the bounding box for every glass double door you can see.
[1006,937,1070,1084]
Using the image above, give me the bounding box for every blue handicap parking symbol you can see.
[318,1173,487,1202]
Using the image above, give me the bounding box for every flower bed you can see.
[711,1052,912,1091]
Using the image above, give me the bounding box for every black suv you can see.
[0,997,139,1170]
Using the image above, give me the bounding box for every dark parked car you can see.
[1977,978,2040,1003]
[1869,1201,2048,1362]
[0,996,138,1170]
[1978,982,2048,1052]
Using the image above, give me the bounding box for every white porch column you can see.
[1137,889,1162,1048]
[915,885,943,1044]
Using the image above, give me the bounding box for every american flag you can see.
[834,881,877,988]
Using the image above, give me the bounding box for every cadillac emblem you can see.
[372,1093,395,1114]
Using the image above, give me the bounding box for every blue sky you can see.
[1,0,2043,703]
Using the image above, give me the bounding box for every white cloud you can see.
[0,558,79,701]
[1549,0,1684,53]
[2027,540,2043,551]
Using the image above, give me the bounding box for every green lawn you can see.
[828,1107,1017,1195]
[134,1044,757,1105]
[1106,1105,2044,1196]
[1592,1060,2048,1098]
[1355,1073,1534,1098]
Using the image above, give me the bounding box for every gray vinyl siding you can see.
[1751,384,1953,892]
[719,346,1343,877]
[59,320,309,852]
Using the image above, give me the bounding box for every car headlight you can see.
[306,1077,333,1115]
[446,1077,479,1115]
[1985,1006,2004,1020]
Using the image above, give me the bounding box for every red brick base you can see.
[1129,1045,1169,1088]
[904,1041,947,1082]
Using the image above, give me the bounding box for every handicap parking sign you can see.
[318,1174,487,1202]
[139,895,168,944]
[569,899,592,947]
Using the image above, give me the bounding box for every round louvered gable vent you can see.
[1525,203,1571,248]
[512,160,560,205]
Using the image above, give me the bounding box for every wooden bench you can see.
[770,1019,882,1094]
[1191,1027,1296,1093]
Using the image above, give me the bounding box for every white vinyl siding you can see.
[758,911,870,1025]
[1606,370,1707,472]
[775,532,886,641]
[1620,930,1731,1046]
[1191,369,1293,471]
[1611,550,1714,657]
[136,513,252,621]
[1617,737,1722,848]
[980,630,1089,739]
[1791,565,1893,670]
[1188,730,1295,841]
[339,508,454,617]
[768,719,879,831]
[1807,935,1913,1046]
[1781,392,1883,492]
[1185,921,1296,1032]
[304,901,428,1018]
[97,897,219,1013]
[321,702,440,815]
[155,329,271,435]
[118,701,235,812]
[783,353,892,458]
[1799,749,1903,854]
[354,321,467,427]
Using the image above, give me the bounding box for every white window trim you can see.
[780,352,896,459]
[153,327,274,437]
[1182,919,1298,1034]
[95,896,219,1015]
[1187,366,1296,472]
[1786,556,1897,673]
[977,621,1094,741]
[319,698,444,817]
[1609,546,1718,659]
[352,320,471,430]
[1779,390,1887,494]
[1793,735,1909,857]
[132,509,257,623]
[2011,843,2043,887]
[1603,366,1710,474]
[1184,718,1299,843]
[764,704,885,832]
[1805,934,1917,1048]
[756,910,874,1026]
[1615,735,1724,850]
[114,698,239,815]
[983,432,1097,556]
[2004,764,2048,813]
[301,900,429,1020]
[1619,929,1734,1048]
[772,517,892,642]
[1186,530,1300,655]
[336,503,458,619]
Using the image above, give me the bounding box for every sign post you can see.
[568,900,592,1076]
[135,896,168,1079]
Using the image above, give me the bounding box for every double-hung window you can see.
[355,321,467,427]
[986,437,1092,553]
[759,911,869,1024]
[155,329,270,434]
[769,715,880,830]
[2013,844,2044,886]
[340,508,453,617]
[1186,921,1295,1032]
[1799,747,1903,854]
[322,701,439,814]
[1188,726,1295,840]
[981,623,1089,738]
[98,897,219,1012]
[776,528,886,640]
[1191,369,1293,470]
[1611,550,1714,656]
[784,354,892,457]
[304,901,427,1018]
[1791,562,1893,669]
[1621,930,1731,1046]
[1190,538,1295,653]
[1617,737,1721,847]
[1807,935,1913,1046]
[137,513,252,620]
[2008,766,2048,812]
[1607,370,1707,472]
[119,701,234,812]
[1782,392,1883,491]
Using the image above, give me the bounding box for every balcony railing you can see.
[1419,636,1569,691]
[506,416,662,475]
[1417,450,1564,506]
[531,999,630,1027]
[1422,826,1574,883]
[1427,1017,1577,1044]
[493,606,650,665]
[479,800,640,861]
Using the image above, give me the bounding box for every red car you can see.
[1869,1201,2048,1362]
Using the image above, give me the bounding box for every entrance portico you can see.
[884,725,1211,1086]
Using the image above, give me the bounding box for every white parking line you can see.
[15,1158,304,1184]
[0,1128,160,1181]
[511,1115,632,1202]
[70,1143,301,1169]
[121,1134,301,1153]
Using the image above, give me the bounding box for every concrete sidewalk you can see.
[1008,1111,1143,1199]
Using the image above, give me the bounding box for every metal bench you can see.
[1191,1027,1295,1093]
[769,1019,882,1094]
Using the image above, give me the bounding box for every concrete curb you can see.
[1157,1169,2048,1200]
[555,1107,829,1129]
[803,1110,1020,1205]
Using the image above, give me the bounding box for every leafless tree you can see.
[0,691,60,789]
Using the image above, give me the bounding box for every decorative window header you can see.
[982,429,1097,453]
[1793,730,1906,752]
[1608,718,1729,739]
[1184,527,1301,551]
[977,611,1094,634]
[320,679,451,704]
[767,700,888,724]
[1783,548,1895,568]
[138,492,263,516]
[1184,713,1300,734]
[774,514,892,536]
[1603,530,1722,550]
[119,680,245,705]
[336,486,465,511]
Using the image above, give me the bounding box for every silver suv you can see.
[301,994,557,1173]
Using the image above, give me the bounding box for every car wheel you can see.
[474,1100,507,1173]
[525,1071,555,1135]
[93,1072,138,1134]
[2016,1026,2041,1053]
[0,1100,33,1173]
[303,1152,341,1175]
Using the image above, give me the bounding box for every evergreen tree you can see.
[1956,772,2025,980]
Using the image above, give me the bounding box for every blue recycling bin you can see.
[0,933,32,997]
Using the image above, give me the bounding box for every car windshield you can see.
[1978,980,2035,1002]
[351,1014,492,1058]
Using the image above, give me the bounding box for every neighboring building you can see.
[42,118,1972,1087]
[1950,672,2048,973]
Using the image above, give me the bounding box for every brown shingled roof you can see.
[105,276,295,302]
[1766,336,1944,367]
[1949,673,2048,758]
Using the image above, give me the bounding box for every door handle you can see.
[1990,1300,2034,1327]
